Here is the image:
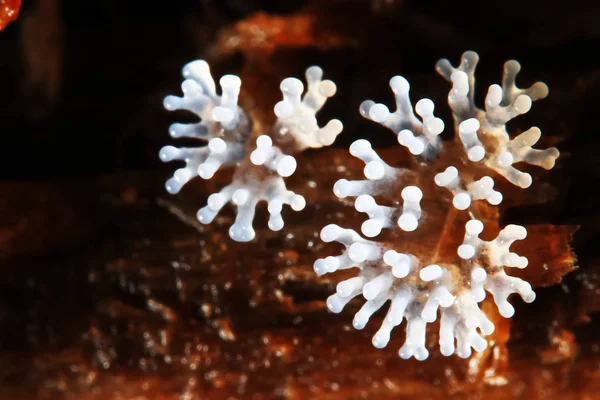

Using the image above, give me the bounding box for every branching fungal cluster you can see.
[160,51,560,361]
[160,61,342,242]
[435,52,559,188]
[315,51,559,360]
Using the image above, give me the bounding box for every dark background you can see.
[2,0,598,179]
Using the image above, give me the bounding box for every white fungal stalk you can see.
[317,51,553,360]
[161,61,341,241]
[160,60,250,194]
[458,220,535,318]
[196,135,306,242]
[250,135,298,178]
[360,76,445,156]
[439,291,494,359]
[333,139,422,236]
[274,66,343,150]
[436,51,560,188]
[434,166,502,210]
[333,139,402,199]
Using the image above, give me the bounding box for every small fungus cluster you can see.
[160,61,342,242]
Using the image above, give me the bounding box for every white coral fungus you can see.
[161,61,342,241]
[316,51,557,360]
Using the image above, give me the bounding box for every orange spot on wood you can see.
[0,0,21,31]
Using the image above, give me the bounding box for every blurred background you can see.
[0,0,599,398]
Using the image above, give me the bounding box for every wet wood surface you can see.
[0,148,587,399]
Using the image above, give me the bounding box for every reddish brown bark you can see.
[0,0,20,31]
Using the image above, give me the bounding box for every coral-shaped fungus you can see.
[160,61,342,241]
[315,51,559,360]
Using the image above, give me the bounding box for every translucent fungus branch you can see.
[273,66,343,150]
[333,139,421,236]
[333,139,407,198]
[435,166,502,210]
[195,135,306,242]
[458,220,535,318]
[160,60,250,194]
[435,51,481,124]
[360,76,445,156]
[436,51,559,188]
[491,126,560,188]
